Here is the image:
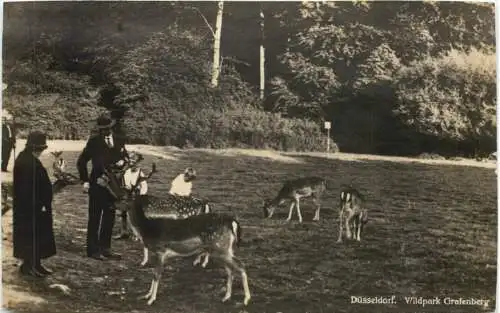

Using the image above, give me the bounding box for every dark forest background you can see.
[2,1,496,157]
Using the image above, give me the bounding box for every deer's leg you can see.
[140,247,149,267]
[336,209,344,243]
[285,202,295,222]
[345,211,354,239]
[214,254,251,306]
[193,252,209,267]
[146,259,164,305]
[296,199,304,223]
[113,210,130,240]
[356,216,362,241]
[193,254,202,266]
[222,266,233,303]
[140,278,155,300]
[201,253,210,268]
[312,197,321,221]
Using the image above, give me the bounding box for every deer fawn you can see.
[117,168,251,306]
[336,186,368,243]
[51,151,66,176]
[263,177,326,223]
[50,151,80,193]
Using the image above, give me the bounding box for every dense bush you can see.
[393,48,496,156]
[123,106,335,152]
[4,93,105,139]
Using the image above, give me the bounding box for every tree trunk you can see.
[211,1,224,88]
[259,5,265,100]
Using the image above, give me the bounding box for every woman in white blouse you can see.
[169,167,197,197]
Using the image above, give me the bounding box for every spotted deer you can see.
[336,185,368,243]
[263,177,326,223]
[116,169,251,306]
[117,163,213,267]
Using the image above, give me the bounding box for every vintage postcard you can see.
[1,1,497,313]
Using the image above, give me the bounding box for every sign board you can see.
[324,121,331,129]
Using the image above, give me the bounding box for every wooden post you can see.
[324,121,331,153]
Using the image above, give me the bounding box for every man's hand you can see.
[83,182,90,193]
[115,160,125,167]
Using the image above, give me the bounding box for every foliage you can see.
[2,1,495,156]
[4,93,105,139]
[393,48,496,156]
[123,104,334,152]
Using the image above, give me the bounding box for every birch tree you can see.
[259,4,265,100]
[210,1,224,88]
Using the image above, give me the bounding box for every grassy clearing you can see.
[2,148,497,313]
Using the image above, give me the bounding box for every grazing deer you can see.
[336,186,368,243]
[263,177,326,223]
[117,169,251,306]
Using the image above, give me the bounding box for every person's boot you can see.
[101,249,122,260]
[35,260,53,275]
[20,260,45,278]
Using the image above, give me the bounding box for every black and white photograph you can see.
[0,1,497,312]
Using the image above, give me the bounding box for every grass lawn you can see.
[2,147,497,313]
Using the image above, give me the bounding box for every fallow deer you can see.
[51,151,66,176]
[50,151,80,193]
[117,163,213,267]
[263,177,326,223]
[336,185,368,243]
[116,168,251,306]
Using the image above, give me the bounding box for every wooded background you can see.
[2,1,496,157]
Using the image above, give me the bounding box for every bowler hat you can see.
[96,115,116,129]
[26,131,48,150]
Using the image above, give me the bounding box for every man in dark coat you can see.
[2,109,16,172]
[13,131,55,277]
[77,115,129,260]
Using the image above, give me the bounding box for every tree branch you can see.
[192,7,216,38]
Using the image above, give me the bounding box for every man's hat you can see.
[96,115,116,129]
[26,131,48,150]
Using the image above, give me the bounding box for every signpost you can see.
[324,121,331,153]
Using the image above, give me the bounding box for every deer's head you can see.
[130,163,157,197]
[115,163,157,212]
[51,151,66,174]
[262,198,275,218]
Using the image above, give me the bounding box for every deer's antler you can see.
[131,163,157,192]
[51,151,63,158]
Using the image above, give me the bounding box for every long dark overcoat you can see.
[13,149,56,260]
